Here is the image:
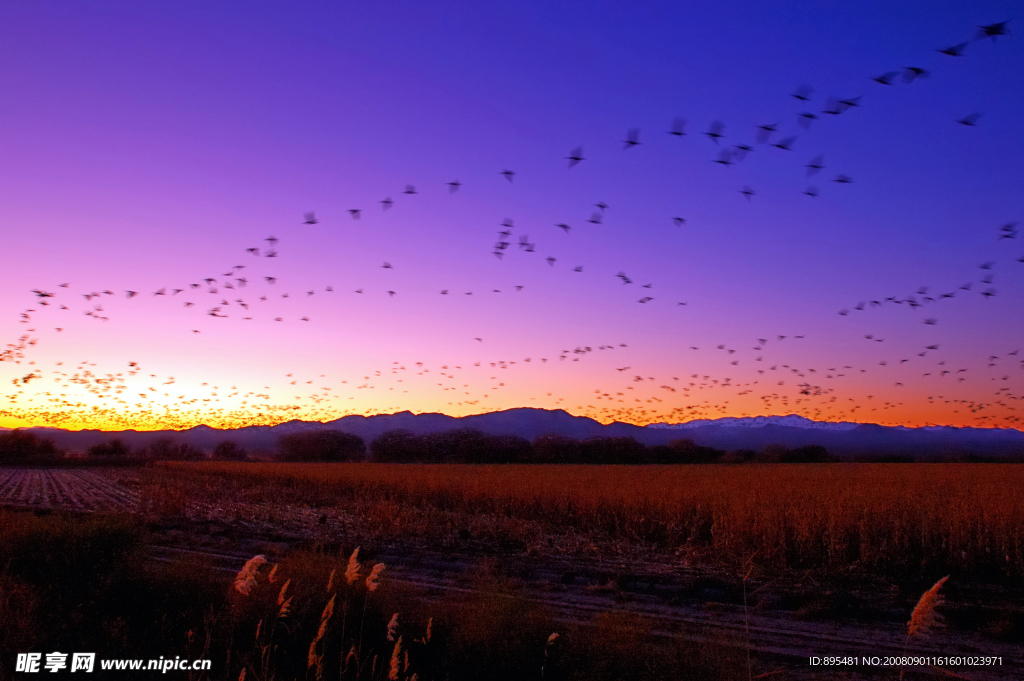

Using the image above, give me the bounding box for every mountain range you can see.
[5,409,1024,458]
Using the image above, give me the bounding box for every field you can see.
[153,462,1024,579]
[3,462,1024,680]
[0,468,138,513]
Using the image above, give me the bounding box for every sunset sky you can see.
[1,0,1022,431]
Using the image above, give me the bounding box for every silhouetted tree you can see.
[780,444,834,463]
[174,443,207,461]
[757,444,790,463]
[277,430,366,462]
[664,438,722,464]
[530,433,580,463]
[720,449,757,463]
[579,436,647,464]
[481,434,533,463]
[370,429,422,462]
[212,440,248,461]
[87,439,129,458]
[421,428,488,463]
[0,429,60,462]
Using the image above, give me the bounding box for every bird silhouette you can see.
[977,21,1010,40]
[939,42,968,56]
[705,120,725,144]
[623,128,641,149]
[792,84,813,101]
[668,117,687,136]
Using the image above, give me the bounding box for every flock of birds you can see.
[2,19,1023,433]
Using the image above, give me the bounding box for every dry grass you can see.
[158,462,1024,578]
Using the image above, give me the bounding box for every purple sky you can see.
[2,0,1023,430]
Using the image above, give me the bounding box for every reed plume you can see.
[388,637,402,681]
[267,564,278,583]
[276,577,292,614]
[326,568,336,592]
[900,576,949,680]
[387,613,399,641]
[233,555,267,596]
[308,594,336,676]
[366,563,385,592]
[908,576,948,637]
[542,632,559,680]
[345,547,362,584]
[422,617,432,644]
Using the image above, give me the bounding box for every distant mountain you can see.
[5,408,1024,458]
[649,415,861,431]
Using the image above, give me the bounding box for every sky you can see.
[1,0,1023,431]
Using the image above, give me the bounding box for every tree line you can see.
[0,427,841,464]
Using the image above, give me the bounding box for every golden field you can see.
[158,462,1024,579]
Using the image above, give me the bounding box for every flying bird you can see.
[566,147,584,168]
[705,120,725,144]
[791,84,813,101]
[756,123,778,143]
[939,42,968,56]
[623,128,641,149]
[500,169,515,183]
[797,111,817,129]
[903,66,928,83]
[771,136,796,151]
[713,149,735,167]
[977,21,1010,40]
[668,117,687,136]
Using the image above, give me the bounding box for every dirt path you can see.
[148,541,1024,681]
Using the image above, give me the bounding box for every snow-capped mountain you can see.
[648,415,861,431]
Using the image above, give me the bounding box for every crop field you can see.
[3,463,1024,679]
[156,462,1024,580]
[0,468,139,513]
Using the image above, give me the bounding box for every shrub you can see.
[86,438,130,458]
[277,430,366,462]
[0,429,60,462]
[212,441,248,461]
[370,429,422,462]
